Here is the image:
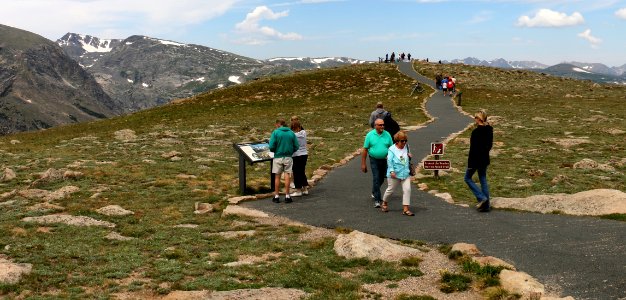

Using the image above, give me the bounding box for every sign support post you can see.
[233,141,274,195]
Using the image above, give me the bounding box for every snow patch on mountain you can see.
[229,76,241,84]
[573,67,592,74]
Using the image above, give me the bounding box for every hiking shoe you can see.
[272,196,280,203]
[476,199,487,210]
[290,191,303,197]
[374,201,381,208]
[285,197,293,203]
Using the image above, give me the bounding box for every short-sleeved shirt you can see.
[363,129,393,159]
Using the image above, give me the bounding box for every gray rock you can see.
[334,230,422,262]
[0,258,32,284]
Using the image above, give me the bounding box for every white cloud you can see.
[468,11,494,24]
[577,29,602,48]
[0,0,238,40]
[516,9,584,27]
[616,8,626,19]
[234,6,302,45]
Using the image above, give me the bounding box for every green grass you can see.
[0,64,430,298]
[413,61,626,211]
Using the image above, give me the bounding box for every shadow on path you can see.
[244,61,626,299]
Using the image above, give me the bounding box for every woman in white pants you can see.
[381,131,414,216]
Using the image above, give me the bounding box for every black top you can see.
[467,125,493,168]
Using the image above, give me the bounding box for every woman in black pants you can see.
[290,118,309,196]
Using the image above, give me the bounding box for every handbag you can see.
[407,145,416,176]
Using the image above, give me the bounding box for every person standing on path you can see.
[269,118,299,203]
[381,131,415,216]
[361,118,393,208]
[369,102,389,128]
[464,109,493,212]
[290,118,309,197]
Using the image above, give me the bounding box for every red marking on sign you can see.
[431,143,445,155]
[423,160,451,170]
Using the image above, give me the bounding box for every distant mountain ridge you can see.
[0,25,119,135]
[56,33,369,113]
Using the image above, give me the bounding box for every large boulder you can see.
[334,230,421,262]
[500,269,545,298]
[492,189,626,215]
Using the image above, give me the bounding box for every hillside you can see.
[1,60,624,298]
[0,63,433,299]
[0,25,119,135]
[414,61,626,203]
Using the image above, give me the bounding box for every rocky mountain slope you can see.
[57,33,372,113]
[0,25,119,135]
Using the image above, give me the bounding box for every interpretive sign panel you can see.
[233,142,274,164]
[423,160,451,170]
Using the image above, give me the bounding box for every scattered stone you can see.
[143,159,156,164]
[573,158,598,169]
[10,140,20,145]
[22,214,116,228]
[170,156,182,162]
[63,170,84,179]
[543,138,590,148]
[450,243,481,256]
[0,200,16,206]
[1,168,16,182]
[206,230,256,239]
[541,297,575,300]
[176,174,197,180]
[473,256,515,270]
[435,192,453,203]
[0,258,32,284]
[173,224,199,229]
[28,202,65,212]
[162,151,181,158]
[96,205,134,216]
[516,179,533,187]
[227,195,256,204]
[221,206,269,218]
[194,202,213,214]
[551,175,569,185]
[491,189,626,215]
[0,189,17,200]
[527,169,545,177]
[499,269,545,298]
[334,230,422,262]
[105,232,134,241]
[114,129,137,142]
[18,189,50,199]
[163,288,306,300]
[44,186,80,201]
[39,168,65,182]
[417,183,428,190]
[603,128,625,135]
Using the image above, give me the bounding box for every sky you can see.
[2,0,626,67]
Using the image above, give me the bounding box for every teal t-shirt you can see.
[363,130,393,159]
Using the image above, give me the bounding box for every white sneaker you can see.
[302,187,309,195]
[290,191,303,197]
[290,182,295,189]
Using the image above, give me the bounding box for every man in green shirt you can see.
[361,118,393,207]
[269,119,299,203]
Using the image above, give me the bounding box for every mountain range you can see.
[1,23,625,135]
[0,25,118,135]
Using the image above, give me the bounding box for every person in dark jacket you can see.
[464,109,493,212]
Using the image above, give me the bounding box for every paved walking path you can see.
[244,61,626,299]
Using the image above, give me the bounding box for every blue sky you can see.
[3,0,626,66]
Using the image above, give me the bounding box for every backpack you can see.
[383,112,400,139]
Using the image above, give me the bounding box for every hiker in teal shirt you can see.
[361,118,393,208]
[269,118,299,203]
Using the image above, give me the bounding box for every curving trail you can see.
[245,61,626,299]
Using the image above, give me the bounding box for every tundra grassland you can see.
[414,61,626,212]
[0,64,434,299]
